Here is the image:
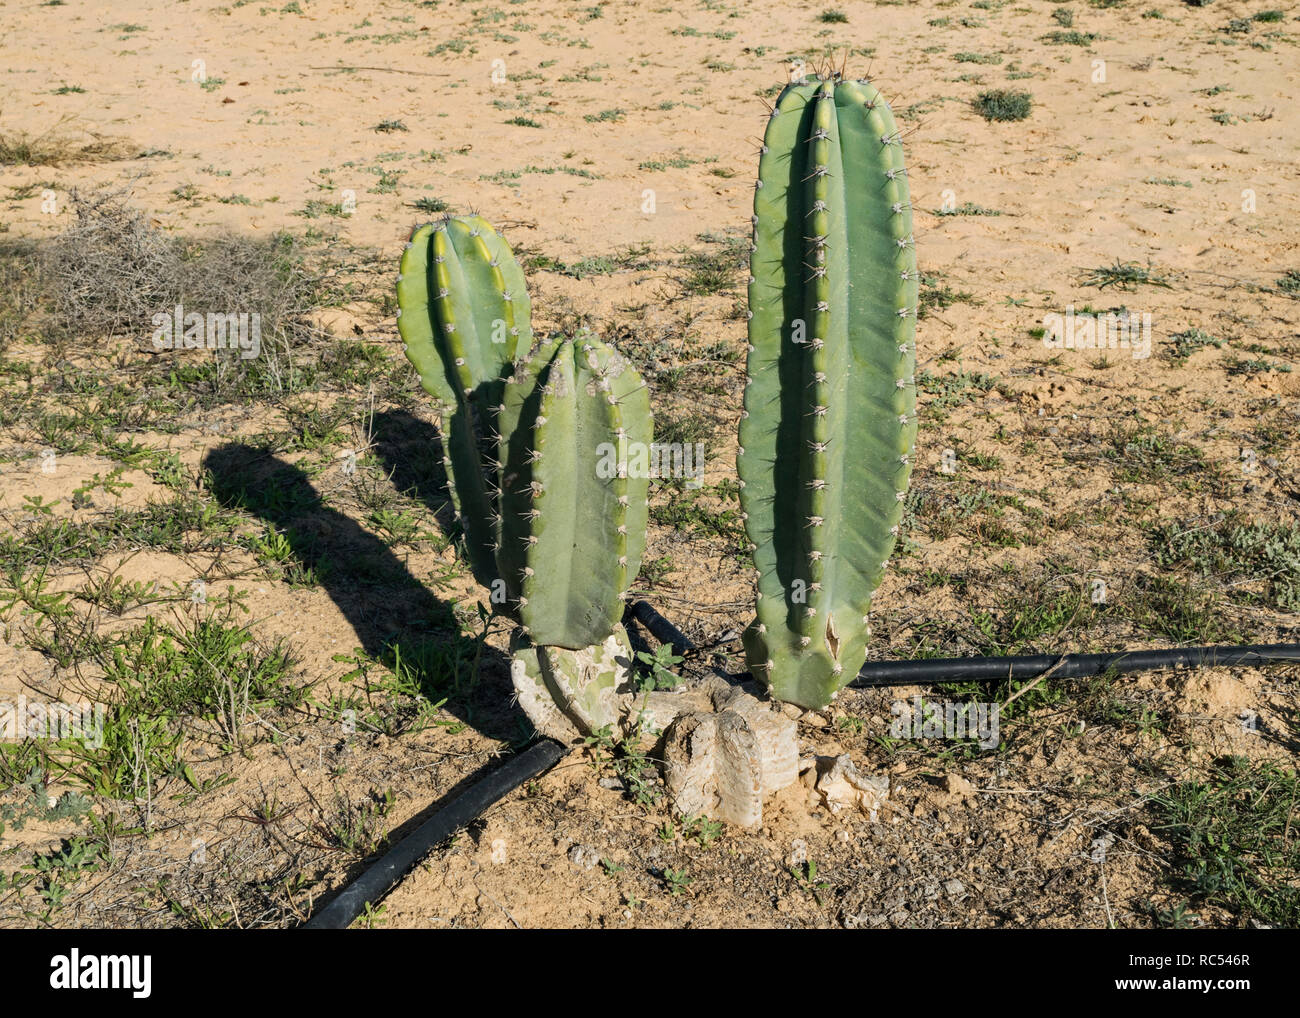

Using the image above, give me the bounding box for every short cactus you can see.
[498,331,651,650]
[496,330,653,740]
[737,73,918,709]
[397,214,531,588]
[396,213,656,741]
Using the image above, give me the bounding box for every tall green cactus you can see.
[397,214,531,589]
[737,73,918,710]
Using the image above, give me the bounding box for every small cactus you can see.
[397,214,531,588]
[737,72,918,709]
[397,217,654,742]
[496,330,653,740]
[498,331,651,650]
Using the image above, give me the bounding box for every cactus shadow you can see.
[368,408,457,537]
[371,407,506,592]
[201,443,526,743]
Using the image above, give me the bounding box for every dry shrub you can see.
[36,187,327,393]
[0,117,136,167]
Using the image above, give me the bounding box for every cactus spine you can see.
[737,74,918,710]
[397,215,531,589]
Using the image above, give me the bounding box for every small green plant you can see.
[1164,327,1221,364]
[1043,30,1100,45]
[1275,269,1300,296]
[819,8,849,23]
[635,643,684,692]
[788,858,831,905]
[28,836,103,917]
[661,867,692,896]
[681,815,724,847]
[1151,517,1300,611]
[351,901,388,929]
[935,202,1002,216]
[1080,259,1171,290]
[973,89,1033,121]
[410,196,449,214]
[1151,757,1300,927]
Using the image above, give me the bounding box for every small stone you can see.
[567,845,599,870]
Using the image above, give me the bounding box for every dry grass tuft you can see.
[0,117,136,166]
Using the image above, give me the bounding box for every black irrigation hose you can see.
[850,643,1300,688]
[304,738,567,930]
[629,599,694,655]
[628,600,1300,688]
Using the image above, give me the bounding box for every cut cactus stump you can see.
[661,683,799,828]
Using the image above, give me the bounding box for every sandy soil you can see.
[1,0,1298,928]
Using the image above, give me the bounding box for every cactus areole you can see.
[738,74,918,709]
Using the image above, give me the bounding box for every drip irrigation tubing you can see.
[305,601,1298,928]
[303,738,566,929]
[629,600,1300,688]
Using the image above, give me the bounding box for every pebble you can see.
[567,844,599,870]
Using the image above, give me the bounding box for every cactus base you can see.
[510,627,636,742]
